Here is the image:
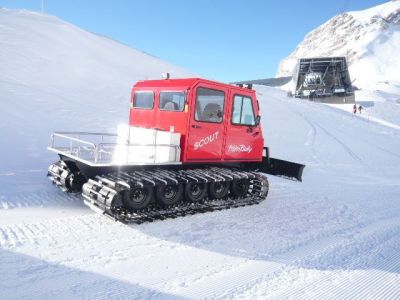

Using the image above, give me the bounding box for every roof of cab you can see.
[134,78,199,88]
[133,78,256,94]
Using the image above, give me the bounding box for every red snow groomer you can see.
[48,77,304,223]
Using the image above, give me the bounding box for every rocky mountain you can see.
[276,1,400,88]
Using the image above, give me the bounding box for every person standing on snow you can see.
[353,104,357,114]
[358,105,363,114]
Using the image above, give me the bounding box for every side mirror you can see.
[254,115,261,126]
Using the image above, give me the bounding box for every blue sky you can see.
[0,0,389,82]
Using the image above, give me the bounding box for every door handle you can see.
[192,125,202,129]
[252,131,260,137]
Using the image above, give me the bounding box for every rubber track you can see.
[82,167,269,224]
[47,160,71,192]
[97,196,263,224]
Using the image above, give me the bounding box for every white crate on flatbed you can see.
[113,125,180,164]
[155,130,181,163]
[129,126,157,145]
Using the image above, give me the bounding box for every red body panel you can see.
[129,78,264,163]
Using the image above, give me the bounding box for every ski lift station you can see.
[293,57,355,104]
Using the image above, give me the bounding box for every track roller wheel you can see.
[123,186,154,210]
[231,178,250,198]
[156,184,183,206]
[208,181,230,199]
[66,171,86,192]
[257,174,269,199]
[184,182,207,202]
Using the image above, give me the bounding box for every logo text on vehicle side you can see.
[194,131,219,150]
[227,144,252,153]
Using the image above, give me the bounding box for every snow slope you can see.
[0,8,193,193]
[1,84,400,298]
[1,8,400,300]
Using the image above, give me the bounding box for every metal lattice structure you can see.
[293,57,355,104]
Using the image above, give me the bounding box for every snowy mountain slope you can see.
[276,1,400,88]
[276,1,400,129]
[1,86,400,299]
[0,8,193,190]
[1,8,400,300]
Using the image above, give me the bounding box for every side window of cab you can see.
[195,87,225,123]
[159,91,185,111]
[132,91,154,109]
[231,95,256,126]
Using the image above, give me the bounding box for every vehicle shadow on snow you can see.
[134,179,400,275]
[0,249,183,300]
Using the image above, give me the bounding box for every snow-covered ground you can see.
[1,85,400,299]
[320,82,400,130]
[354,82,400,127]
[1,7,400,300]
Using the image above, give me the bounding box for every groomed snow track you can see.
[86,196,264,224]
[80,167,269,224]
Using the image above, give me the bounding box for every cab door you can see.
[224,93,263,161]
[186,84,227,161]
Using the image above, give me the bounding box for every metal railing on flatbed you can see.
[48,132,181,167]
